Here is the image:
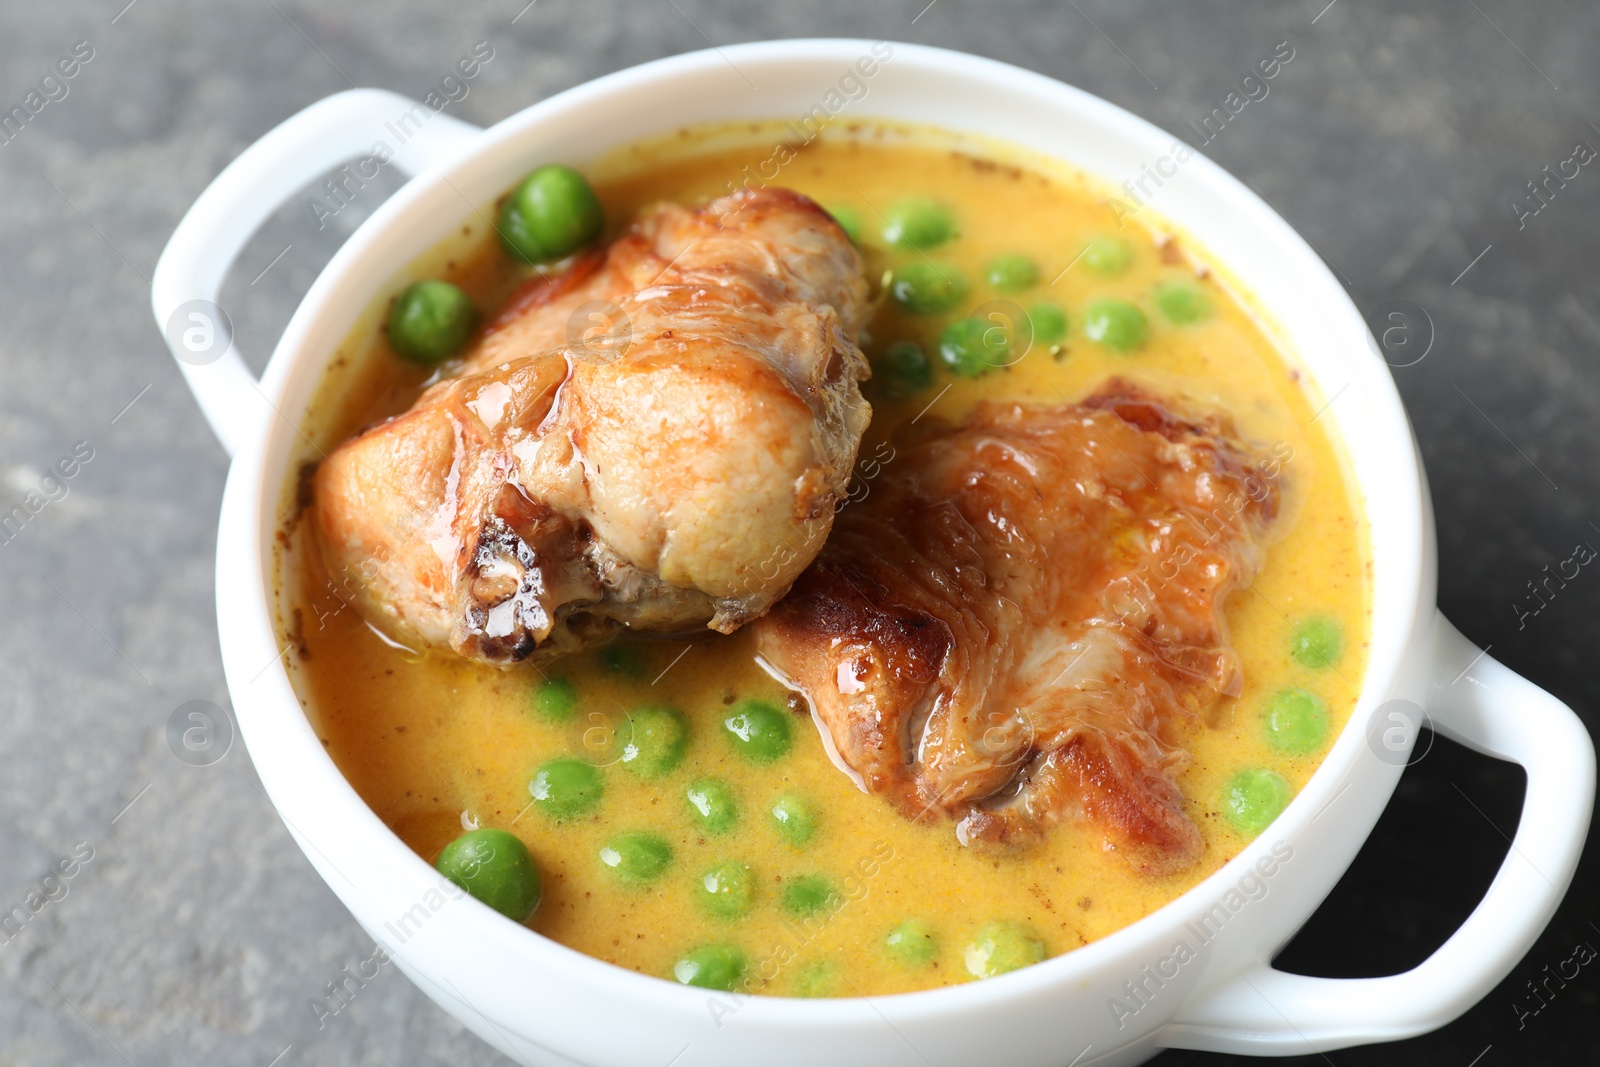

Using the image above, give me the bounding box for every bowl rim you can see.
[220,36,1430,1032]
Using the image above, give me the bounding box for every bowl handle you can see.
[1162,611,1594,1055]
[150,89,482,457]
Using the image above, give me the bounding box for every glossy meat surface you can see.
[314,187,871,664]
[756,383,1283,875]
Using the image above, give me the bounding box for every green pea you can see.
[1082,235,1133,276]
[1262,688,1331,755]
[599,642,648,680]
[723,700,792,763]
[497,164,604,264]
[875,340,934,395]
[1222,768,1293,835]
[963,922,1046,980]
[697,860,755,920]
[938,317,1012,378]
[769,793,820,848]
[529,757,604,820]
[792,960,838,998]
[884,920,939,966]
[1028,301,1069,346]
[388,281,477,364]
[985,253,1039,292]
[530,677,577,722]
[598,831,673,885]
[781,875,837,917]
[673,944,747,991]
[882,197,956,250]
[1083,299,1149,352]
[685,777,739,836]
[889,262,967,314]
[825,203,863,245]
[1155,281,1209,324]
[620,706,688,779]
[1290,616,1344,669]
[435,829,542,922]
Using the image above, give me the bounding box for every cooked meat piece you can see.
[756,382,1283,875]
[314,187,871,665]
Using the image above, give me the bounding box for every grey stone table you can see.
[1,1,1596,1064]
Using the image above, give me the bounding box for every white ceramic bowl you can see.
[152,40,1593,1067]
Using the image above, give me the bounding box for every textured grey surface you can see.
[1,1,1596,1064]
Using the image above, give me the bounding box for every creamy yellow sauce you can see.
[278,125,1369,999]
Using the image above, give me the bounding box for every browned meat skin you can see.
[313,187,871,665]
[756,382,1283,876]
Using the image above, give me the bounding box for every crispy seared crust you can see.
[757,381,1282,876]
[313,187,871,665]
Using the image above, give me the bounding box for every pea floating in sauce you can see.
[529,757,604,820]
[1155,280,1209,324]
[497,164,604,264]
[435,828,542,922]
[388,281,477,364]
[874,340,934,396]
[673,944,747,991]
[599,832,673,886]
[1082,235,1133,276]
[723,700,792,763]
[529,677,577,722]
[964,922,1046,979]
[1083,299,1149,353]
[769,792,820,848]
[884,920,939,967]
[697,860,756,919]
[620,706,688,779]
[938,317,1014,378]
[1290,615,1344,669]
[685,777,740,835]
[1262,688,1331,755]
[1027,301,1069,346]
[882,197,956,250]
[985,253,1039,292]
[1222,768,1293,835]
[781,875,837,917]
[890,262,967,314]
[793,960,838,998]
[599,642,647,680]
[824,203,863,245]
